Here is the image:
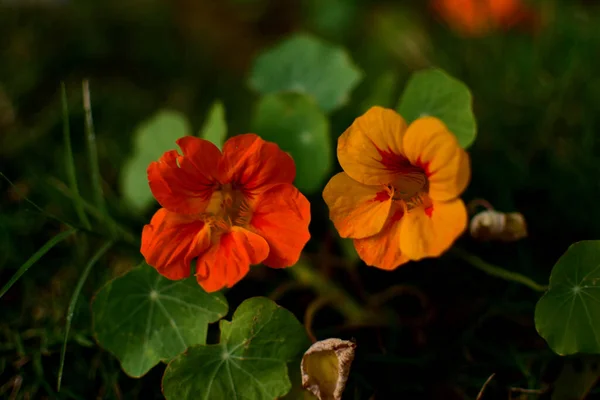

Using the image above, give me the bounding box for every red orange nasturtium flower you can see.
[431,0,537,37]
[323,106,470,270]
[141,134,311,293]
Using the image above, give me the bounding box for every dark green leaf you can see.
[535,240,600,355]
[121,110,190,212]
[396,68,477,148]
[162,297,310,400]
[92,264,228,377]
[249,34,362,113]
[252,93,331,193]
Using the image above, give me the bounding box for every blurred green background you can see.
[2,0,600,398]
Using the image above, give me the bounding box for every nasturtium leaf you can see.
[121,110,190,212]
[92,263,228,378]
[249,34,363,113]
[535,241,600,355]
[162,297,311,400]
[199,101,227,150]
[252,93,331,193]
[396,68,477,148]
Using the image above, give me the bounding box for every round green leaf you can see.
[251,93,331,193]
[199,101,227,150]
[121,110,190,212]
[535,241,600,355]
[162,297,310,400]
[92,264,228,378]
[396,68,477,148]
[249,33,363,113]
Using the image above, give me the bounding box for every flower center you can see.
[386,168,432,215]
[205,183,253,230]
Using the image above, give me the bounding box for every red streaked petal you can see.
[322,172,392,239]
[141,208,211,280]
[353,209,410,270]
[148,136,222,214]
[220,134,295,192]
[249,183,311,268]
[195,227,269,292]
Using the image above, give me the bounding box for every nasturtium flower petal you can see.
[399,198,467,260]
[249,183,311,268]
[402,116,470,201]
[337,106,408,186]
[220,134,296,192]
[141,208,211,280]
[148,137,221,214]
[323,172,392,239]
[353,209,410,270]
[195,227,269,293]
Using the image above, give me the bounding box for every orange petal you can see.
[399,198,468,260]
[402,117,470,201]
[195,227,269,292]
[338,106,412,186]
[148,136,221,214]
[220,134,296,192]
[353,209,410,270]
[323,172,392,239]
[141,208,212,280]
[249,183,311,268]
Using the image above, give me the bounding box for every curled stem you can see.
[452,248,548,292]
[287,261,378,325]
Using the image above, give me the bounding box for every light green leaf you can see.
[249,34,363,113]
[162,297,310,400]
[396,68,477,148]
[121,110,190,212]
[535,240,600,355]
[252,93,331,193]
[92,263,228,378]
[199,101,227,150]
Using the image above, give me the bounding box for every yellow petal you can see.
[337,106,408,185]
[323,172,392,239]
[399,198,467,260]
[402,117,470,201]
[353,208,411,270]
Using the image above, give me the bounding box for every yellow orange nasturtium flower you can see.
[323,106,470,270]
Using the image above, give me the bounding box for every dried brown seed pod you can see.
[301,338,356,400]
[469,209,528,242]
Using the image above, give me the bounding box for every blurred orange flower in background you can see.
[432,0,539,37]
[141,134,311,292]
[323,107,470,270]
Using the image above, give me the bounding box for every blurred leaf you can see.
[252,93,331,193]
[397,68,477,148]
[92,263,228,378]
[121,110,190,212]
[535,241,600,355]
[199,101,227,150]
[162,297,310,400]
[551,355,600,400]
[359,71,399,112]
[302,0,358,42]
[249,34,363,113]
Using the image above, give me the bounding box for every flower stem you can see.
[451,247,548,292]
[287,261,374,325]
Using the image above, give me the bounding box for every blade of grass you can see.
[82,80,106,215]
[0,227,77,299]
[48,177,139,247]
[57,240,114,392]
[61,82,91,230]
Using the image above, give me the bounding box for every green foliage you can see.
[249,33,363,113]
[397,68,477,148]
[162,297,310,400]
[120,110,190,212]
[535,241,600,355]
[92,263,228,378]
[199,100,227,150]
[252,92,331,193]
